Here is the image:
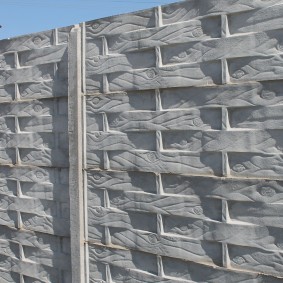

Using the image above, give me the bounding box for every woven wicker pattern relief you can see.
[0,27,72,282]
[84,0,283,282]
[1,0,283,282]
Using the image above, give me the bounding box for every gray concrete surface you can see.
[1,0,283,282]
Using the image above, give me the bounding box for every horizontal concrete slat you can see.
[109,265,191,283]
[86,132,156,151]
[163,129,283,153]
[229,55,283,82]
[85,90,156,112]
[228,4,283,34]
[18,116,67,132]
[0,165,68,184]
[0,132,68,149]
[229,244,283,277]
[0,99,58,117]
[161,0,283,25]
[229,152,283,179]
[0,30,53,53]
[86,109,222,132]
[162,173,283,203]
[19,148,69,167]
[89,244,159,274]
[23,245,71,270]
[160,81,283,109]
[107,17,221,54]
[87,170,157,194]
[162,29,283,65]
[0,254,60,282]
[163,255,282,283]
[88,206,158,233]
[19,45,67,67]
[21,212,70,237]
[229,201,283,228]
[103,190,222,220]
[18,81,68,100]
[0,63,55,86]
[0,195,60,217]
[163,215,283,250]
[86,50,156,75]
[229,106,283,129]
[110,228,222,266]
[87,150,222,176]
[107,62,222,91]
[85,9,156,37]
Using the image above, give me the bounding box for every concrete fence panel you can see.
[1,0,283,282]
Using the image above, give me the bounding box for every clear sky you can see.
[0,0,178,40]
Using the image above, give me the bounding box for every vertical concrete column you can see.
[68,25,85,283]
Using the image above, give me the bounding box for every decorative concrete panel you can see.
[1,0,283,282]
[83,0,283,282]
[0,27,72,282]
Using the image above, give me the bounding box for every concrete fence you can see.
[1,0,283,282]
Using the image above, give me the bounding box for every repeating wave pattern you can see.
[84,0,283,282]
[0,26,72,282]
[1,0,283,282]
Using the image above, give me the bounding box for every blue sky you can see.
[0,0,177,39]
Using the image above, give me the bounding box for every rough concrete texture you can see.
[0,27,73,282]
[1,0,283,282]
